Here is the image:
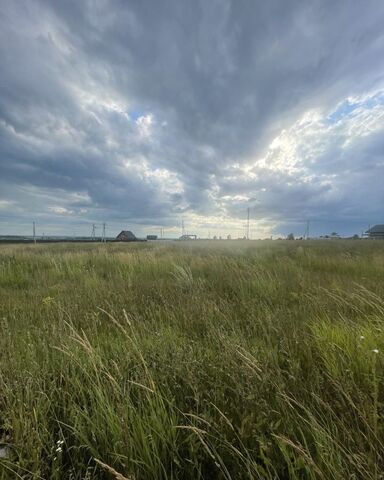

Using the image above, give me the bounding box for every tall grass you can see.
[0,240,383,479]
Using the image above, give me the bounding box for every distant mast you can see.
[305,220,310,240]
[102,222,106,242]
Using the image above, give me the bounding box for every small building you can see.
[147,235,158,240]
[116,230,137,242]
[179,234,197,240]
[365,225,384,239]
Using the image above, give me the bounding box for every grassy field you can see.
[0,240,384,479]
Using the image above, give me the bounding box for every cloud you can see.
[217,91,384,232]
[1,0,384,236]
[49,206,74,215]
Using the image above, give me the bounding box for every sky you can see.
[1,0,384,238]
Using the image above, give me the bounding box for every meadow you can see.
[0,240,383,479]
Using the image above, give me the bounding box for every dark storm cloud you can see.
[1,0,384,235]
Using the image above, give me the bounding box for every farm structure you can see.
[179,234,197,240]
[366,225,384,239]
[116,231,137,242]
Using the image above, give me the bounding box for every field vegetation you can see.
[0,240,384,479]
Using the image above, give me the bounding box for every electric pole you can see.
[305,220,310,240]
[33,221,36,244]
[247,207,250,240]
[102,223,106,242]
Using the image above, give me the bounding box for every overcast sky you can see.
[1,0,384,238]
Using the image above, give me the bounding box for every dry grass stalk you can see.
[94,458,134,480]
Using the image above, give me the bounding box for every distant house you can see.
[116,230,137,242]
[179,234,197,240]
[146,235,158,240]
[366,225,384,239]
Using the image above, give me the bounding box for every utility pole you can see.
[181,218,185,237]
[102,223,106,242]
[33,221,36,244]
[91,224,96,241]
[305,220,310,240]
[246,207,250,240]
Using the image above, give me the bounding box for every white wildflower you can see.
[372,349,379,354]
[360,335,365,340]
[0,446,10,459]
